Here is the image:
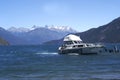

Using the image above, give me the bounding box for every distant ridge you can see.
[0,26,76,45]
[76,17,120,43]
[8,25,76,44]
[43,17,120,45]
[1,17,120,45]
[8,25,77,33]
[0,27,28,45]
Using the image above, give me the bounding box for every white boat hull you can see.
[58,47,102,55]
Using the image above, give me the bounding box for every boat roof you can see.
[63,34,82,41]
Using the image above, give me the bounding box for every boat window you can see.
[78,45,84,47]
[74,41,78,44]
[73,41,82,44]
[64,41,73,45]
[73,45,77,47]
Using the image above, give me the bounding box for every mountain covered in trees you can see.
[76,17,120,43]
[0,37,9,45]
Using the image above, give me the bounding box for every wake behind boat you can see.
[58,34,104,55]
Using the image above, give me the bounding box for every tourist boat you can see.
[58,34,104,55]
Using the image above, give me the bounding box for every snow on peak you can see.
[45,25,77,32]
[30,25,40,30]
[8,25,77,33]
[8,27,30,33]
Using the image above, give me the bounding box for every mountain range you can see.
[43,17,120,45]
[76,17,120,43]
[1,17,120,45]
[0,27,28,45]
[0,25,76,45]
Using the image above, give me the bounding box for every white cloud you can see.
[42,2,70,15]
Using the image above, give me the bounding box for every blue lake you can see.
[0,45,120,80]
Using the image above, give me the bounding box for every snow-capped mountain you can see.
[45,25,77,33]
[8,25,77,33]
[0,27,28,45]
[30,25,41,30]
[6,25,77,45]
[8,27,30,33]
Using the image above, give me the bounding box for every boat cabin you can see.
[61,34,88,49]
[63,34,82,45]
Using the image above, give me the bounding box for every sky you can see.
[0,0,120,32]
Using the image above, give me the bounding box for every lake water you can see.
[0,45,120,80]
